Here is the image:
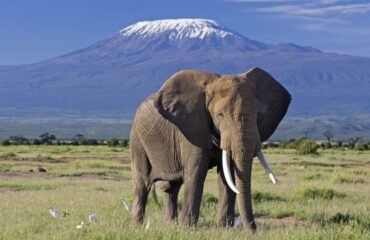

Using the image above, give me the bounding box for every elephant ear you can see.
[241,68,291,142]
[153,70,220,148]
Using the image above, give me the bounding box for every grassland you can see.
[0,145,369,239]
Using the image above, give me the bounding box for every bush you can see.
[262,142,279,149]
[252,190,284,202]
[9,136,29,145]
[32,139,42,145]
[79,138,98,145]
[120,139,128,147]
[0,139,11,146]
[302,173,322,180]
[354,143,368,151]
[296,139,319,155]
[107,138,119,147]
[281,137,308,150]
[201,193,218,207]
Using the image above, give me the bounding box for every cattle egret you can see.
[49,207,60,218]
[89,214,97,222]
[122,200,132,212]
[76,221,84,230]
[145,218,150,231]
[234,216,242,229]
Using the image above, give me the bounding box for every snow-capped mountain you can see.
[120,19,234,40]
[0,18,369,126]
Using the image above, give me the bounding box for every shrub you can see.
[79,138,98,145]
[252,190,284,202]
[326,213,370,230]
[302,173,322,180]
[9,136,29,145]
[107,138,119,147]
[32,139,42,145]
[0,139,11,146]
[120,139,129,147]
[354,143,368,151]
[263,142,279,149]
[296,139,319,155]
[202,193,218,207]
[298,186,345,200]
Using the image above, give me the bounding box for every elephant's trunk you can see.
[221,120,258,232]
[233,143,256,231]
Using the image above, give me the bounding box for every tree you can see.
[0,139,11,146]
[39,132,56,144]
[9,135,29,145]
[107,138,119,147]
[296,139,319,155]
[73,134,84,142]
[348,137,361,149]
[303,131,310,139]
[323,131,334,145]
[79,138,98,145]
[120,139,128,147]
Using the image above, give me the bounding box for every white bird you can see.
[145,218,150,231]
[89,214,97,222]
[122,200,132,212]
[76,221,84,230]
[49,207,60,218]
[234,216,243,229]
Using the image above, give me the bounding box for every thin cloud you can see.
[227,0,370,33]
[256,3,370,16]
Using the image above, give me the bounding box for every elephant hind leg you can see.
[132,178,151,224]
[161,181,182,223]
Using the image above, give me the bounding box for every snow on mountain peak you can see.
[120,19,234,40]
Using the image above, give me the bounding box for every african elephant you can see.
[130,67,291,231]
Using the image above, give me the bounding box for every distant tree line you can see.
[262,136,369,154]
[0,133,129,147]
[1,131,368,153]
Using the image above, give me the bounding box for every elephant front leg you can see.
[181,157,209,226]
[216,164,236,227]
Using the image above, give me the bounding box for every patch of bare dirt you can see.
[58,156,131,163]
[0,171,52,179]
[0,157,67,163]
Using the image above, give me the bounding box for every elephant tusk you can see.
[257,151,277,184]
[222,150,240,194]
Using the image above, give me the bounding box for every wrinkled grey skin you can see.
[130,68,291,231]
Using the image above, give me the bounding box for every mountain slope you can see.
[0,18,369,138]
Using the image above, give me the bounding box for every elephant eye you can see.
[216,112,224,120]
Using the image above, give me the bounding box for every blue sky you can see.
[0,0,369,65]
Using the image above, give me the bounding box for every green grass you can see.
[0,182,58,191]
[0,146,369,239]
[0,151,16,158]
[297,186,346,200]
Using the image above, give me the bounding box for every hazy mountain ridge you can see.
[0,18,369,138]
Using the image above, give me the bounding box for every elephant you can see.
[130,67,291,231]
